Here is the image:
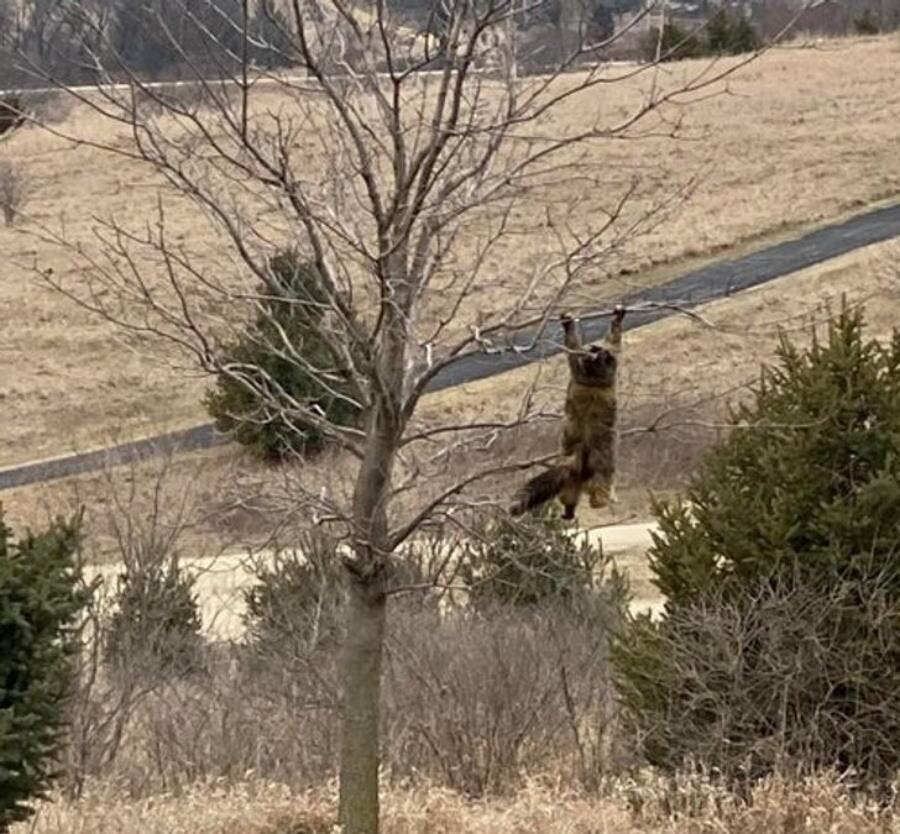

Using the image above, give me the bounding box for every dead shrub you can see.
[20,91,75,126]
[384,603,626,794]
[0,160,31,225]
[62,585,150,799]
[56,504,628,799]
[59,556,627,796]
[615,576,900,793]
[61,643,341,797]
[60,451,242,795]
[63,602,627,798]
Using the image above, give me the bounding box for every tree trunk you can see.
[339,256,407,833]
[339,396,397,834]
[338,569,387,834]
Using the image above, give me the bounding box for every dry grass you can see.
[2,36,900,465]
[0,443,660,637]
[13,773,900,833]
[0,446,269,557]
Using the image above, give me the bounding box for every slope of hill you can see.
[1,36,898,469]
[2,234,896,564]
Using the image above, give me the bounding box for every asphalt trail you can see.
[3,200,899,491]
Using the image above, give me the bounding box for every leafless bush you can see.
[616,576,900,792]
[59,584,626,797]
[384,603,625,794]
[61,452,223,795]
[62,584,155,798]
[234,521,628,793]
[56,467,629,798]
[20,91,75,126]
[61,642,340,796]
[0,161,31,225]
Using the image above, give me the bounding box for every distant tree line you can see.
[0,0,295,88]
[0,0,654,88]
[644,8,759,63]
[3,0,900,89]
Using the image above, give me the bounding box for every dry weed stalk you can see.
[12,772,900,834]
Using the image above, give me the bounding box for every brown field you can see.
[13,773,900,833]
[1,35,900,467]
[0,236,888,654]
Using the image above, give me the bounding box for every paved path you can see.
[3,200,899,491]
[2,60,638,98]
[582,522,663,619]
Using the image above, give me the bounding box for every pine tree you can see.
[706,10,758,55]
[614,302,900,787]
[463,509,629,619]
[0,510,86,830]
[643,21,705,62]
[205,250,361,460]
[103,557,204,680]
[243,531,346,661]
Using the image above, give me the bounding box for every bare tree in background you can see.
[16,2,803,830]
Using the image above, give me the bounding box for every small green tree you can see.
[706,9,759,55]
[464,509,629,617]
[853,9,880,33]
[614,302,900,788]
[642,21,705,62]
[243,531,347,661]
[205,250,361,460]
[0,510,87,830]
[103,556,204,680]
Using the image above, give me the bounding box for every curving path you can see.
[3,200,900,491]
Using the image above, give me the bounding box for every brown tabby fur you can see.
[510,306,624,521]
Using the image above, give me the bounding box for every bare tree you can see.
[25,2,804,830]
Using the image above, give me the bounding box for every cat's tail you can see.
[509,466,569,516]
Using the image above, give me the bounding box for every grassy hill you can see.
[0,35,898,467]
